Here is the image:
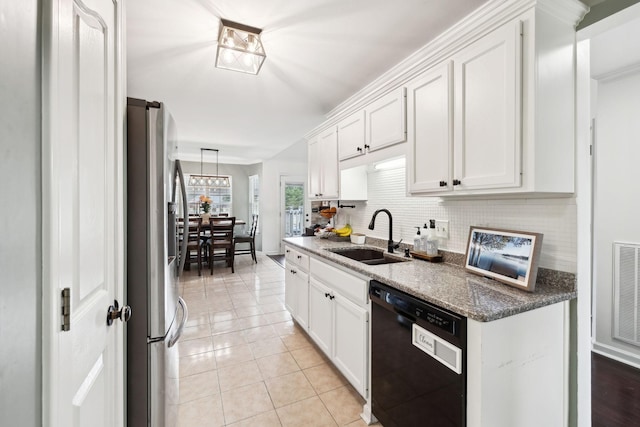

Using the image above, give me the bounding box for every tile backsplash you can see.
[333,166,577,273]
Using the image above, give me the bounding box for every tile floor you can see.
[177,252,377,427]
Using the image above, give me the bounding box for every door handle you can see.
[107,300,132,326]
[167,297,189,348]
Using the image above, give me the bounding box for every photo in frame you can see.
[464,227,543,292]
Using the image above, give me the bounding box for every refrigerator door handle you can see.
[167,297,188,348]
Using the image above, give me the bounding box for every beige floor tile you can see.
[217,360,263,392]
[225,409,282,427]
[178,336,214,357]
[185,311,211,327]
[319,385,365,426]
[211,318,243,335]
[264,371,317,408]
[343,419,377,427]
[264,310,292,324]
[214,343,255,368]
[303,363,348,394]
[276,396,338,427]
[221,382,274,424]
[234,305,264,318]
[281,331,313,351]
[257,352,301,379]
[255,295,284,305]
[231,295,259,308]
[179,351,217,378]
[177,394,225,427]
[209,310,237,323]
[211,330,246,351]
[272,320,298,337]
[179,370,220,403]
[243,324,278,343]
[249,336,288,359]
[290,346,327,369]
[181,323,212,341]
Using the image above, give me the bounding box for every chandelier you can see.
[188,148,230,187]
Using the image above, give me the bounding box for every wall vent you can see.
[613,242,640,347]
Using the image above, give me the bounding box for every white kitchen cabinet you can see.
[337,111,366,161]
[308,127,339,199]
[407,61,453,193]
[337,87,407,162]
[308,277,333,355]
[333,293,368,396]
[407,6,578,197]
[452,20,521,192]
[366,87,406,153]
[284,246,310,329]
[308,257,369,398]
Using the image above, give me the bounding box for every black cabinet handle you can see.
[439,180,447,187]
[329,295,335,300]
[357,147,362,152]
[324,292,330,298]
[364,144,370,150]
[452,179,461,186]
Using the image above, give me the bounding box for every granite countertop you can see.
[283,236,576,322]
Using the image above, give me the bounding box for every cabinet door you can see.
[284,267,297,316]
[407,62,453,193]
[453,21,522,191]
[307,138,322,198]
[294,270,309,329]
[308,277,333,356]
[317,127,340,199]
[333,295,368,398]
[366,87,407,152]
[338,111,366,161]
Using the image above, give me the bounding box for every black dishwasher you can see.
[369,280,466,427]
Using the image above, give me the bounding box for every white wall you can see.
[0,1,42,425]
[335,164,577,273]
[592,69,640,366]
[261,141,308,254]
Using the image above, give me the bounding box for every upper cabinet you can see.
[337,88,407,161]
[308,127,339,200]
[409,3,584,196]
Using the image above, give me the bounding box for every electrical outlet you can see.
[435,220,449,239]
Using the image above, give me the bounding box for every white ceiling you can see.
[127,0,596,164]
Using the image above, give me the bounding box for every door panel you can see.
[44,0,124,425]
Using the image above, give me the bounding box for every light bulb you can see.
[223,49,235,64]
[224,29,235,47]
[242,54,254,68]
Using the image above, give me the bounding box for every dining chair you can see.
[208,216,236,274]
[234,214,258,263]
[184,217,205,275]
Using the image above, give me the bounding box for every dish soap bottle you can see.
[413,227,422,251]
[425,220,439,256]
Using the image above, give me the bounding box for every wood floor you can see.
[592,352,640,426]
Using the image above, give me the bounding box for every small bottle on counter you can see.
[425,220,439,256]
[420,223,429,252]
[413,226,422,251]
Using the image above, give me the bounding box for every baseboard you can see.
[592,341,640,370]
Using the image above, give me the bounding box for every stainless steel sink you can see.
[330,248,409,265]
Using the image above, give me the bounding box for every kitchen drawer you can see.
[310,257,367,306]
[285,246,310,271]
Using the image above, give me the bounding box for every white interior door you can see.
[43,0,124,425]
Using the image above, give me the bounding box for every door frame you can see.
[279,175,306,254]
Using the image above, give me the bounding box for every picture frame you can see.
[464,227,543,292]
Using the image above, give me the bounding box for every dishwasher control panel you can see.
[369,280,465,342]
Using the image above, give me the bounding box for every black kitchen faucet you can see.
[368,209,401,253]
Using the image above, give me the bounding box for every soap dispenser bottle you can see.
[413,227,422,251]
[425,220,439,256]
[420,223,429,253]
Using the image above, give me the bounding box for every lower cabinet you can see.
[308,272,369,398]
[285,248,370,399]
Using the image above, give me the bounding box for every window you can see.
[186,175,232,216]
[249,174,259,232]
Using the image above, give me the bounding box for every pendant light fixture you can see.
[215,19,266,75]
[188,148,230,188]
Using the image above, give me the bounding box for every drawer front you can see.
[310,257,367,306]
[285,246,310,271]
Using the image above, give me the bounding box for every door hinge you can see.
[61,288,71,331]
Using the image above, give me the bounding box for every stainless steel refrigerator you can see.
[126,97,189,427]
